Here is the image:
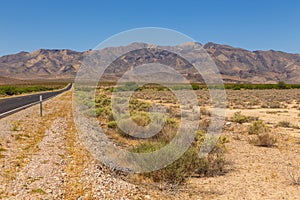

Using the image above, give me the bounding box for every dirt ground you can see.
[0,89,300,199]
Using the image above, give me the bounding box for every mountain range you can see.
[1,42,300,84]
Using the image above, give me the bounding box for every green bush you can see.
[130,130,228,184]
[128,98,151,113]
[248,120,270,135]
[191,84,200,90]
[277,81,287,89]
[232,111,249,124]
[222,83,300,90]
[107,121,117,129]
[248,120,276,147]
[95,106,111,117]
[0,85,64,96]
[131,112,151,126]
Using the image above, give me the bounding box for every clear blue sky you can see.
[1,0,300,56]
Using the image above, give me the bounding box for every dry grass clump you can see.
[200,107,211,116]
[261,101,282,108]
[288,167,300,185]
[30,188,46,194]
[248,120,276,147]
[0,147,6,159]
[276,121,300,129]
[10,121,22,131]
[277,121,291,128]
[254,133,277,147]
[231,111,259,124]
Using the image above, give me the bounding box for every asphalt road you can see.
[0,83,72,118]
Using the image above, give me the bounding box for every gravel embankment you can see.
[0,91,165,199]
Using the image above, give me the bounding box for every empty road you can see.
[0,83,72,118]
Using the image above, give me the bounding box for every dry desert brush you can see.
[130,130,229,185]
[248,120,277,147]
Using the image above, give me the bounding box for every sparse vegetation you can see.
[253,132,277,147]
[30,188,46,194]
[248,120,276,147]
[3,82,300,198]
[131,130,228,184]
[232,111,249,124]
[107,121,117,129]
[288,168,300,185]
[10,121,21,131]
[277,121,291,128]
[248,120,270,135]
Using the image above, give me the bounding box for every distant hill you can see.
[204,42,300,83]
[1,42,300,83]
[0,76,28,85]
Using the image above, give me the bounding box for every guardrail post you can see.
[40,95,43,117]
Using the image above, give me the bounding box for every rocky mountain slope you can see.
[1,43,300,83]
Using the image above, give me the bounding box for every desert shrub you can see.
[261,103,268,108]
[269,101,281,108]
[232,111,249,124]
[247,116,259,122]
[199,118,211,131]
[232,85,241,90]
[131,112,151,126]
[117,117,135,138]
[130,142,166,154]
[130,130,228,184]
[107,121,117,129]
[248,120,276,147]
[277,121,290,128]
[253,132,277,147]
[0,86,17,95]
[95,106,111,117]
[95,95,111,107]
[129,99,151,112]
[191,84,200,90]
[158,118,178,142]
[104,87,114,92]
[107,113,115,121]
[248,120,269,135]
[30,188,46,194]
[166,117,177,125]
[200,107,211,116]
[10,121,21,131]
[277,81,287,89]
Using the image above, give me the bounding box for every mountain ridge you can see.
[1,42,300,83]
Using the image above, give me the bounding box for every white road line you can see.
[0,101,39,118]
[0,83,72,118]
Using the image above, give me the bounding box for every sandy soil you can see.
[188,126,300,199]
[0,89,299,199]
